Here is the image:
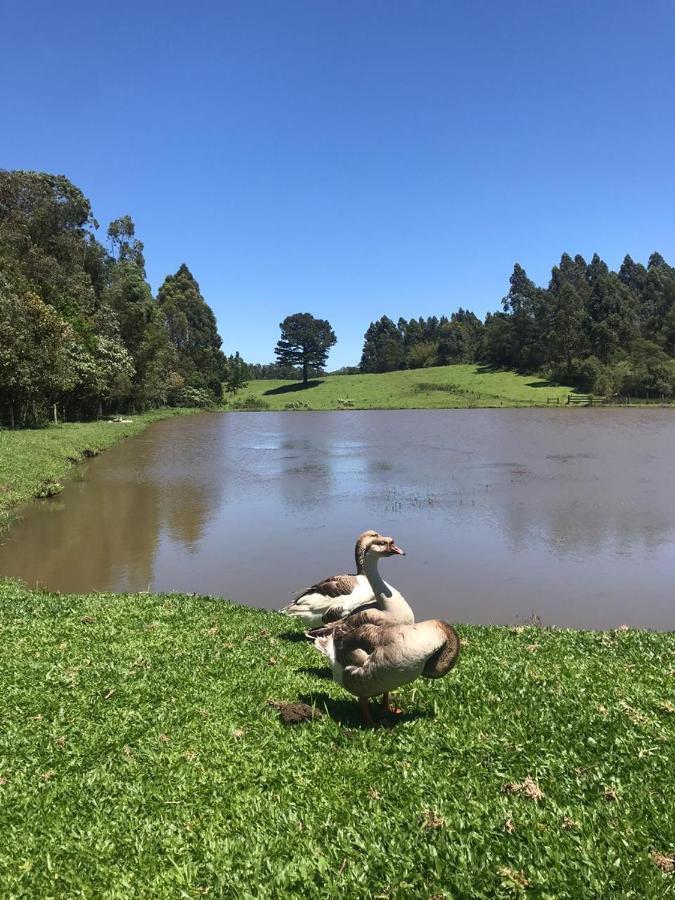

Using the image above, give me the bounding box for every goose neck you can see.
[363,555,389,599]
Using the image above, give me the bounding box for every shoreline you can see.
[0,407,204,533]
[226,399,675,411]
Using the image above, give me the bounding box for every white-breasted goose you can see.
[281,530,411,630]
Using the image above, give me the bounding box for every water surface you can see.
[1,409,674,630]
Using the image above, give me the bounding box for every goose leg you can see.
[359,696,375,727]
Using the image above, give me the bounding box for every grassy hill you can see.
[231,365,573,411]
[0,580,673,897]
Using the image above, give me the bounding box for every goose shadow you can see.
[297,665,333,681]
[297,691,426,729]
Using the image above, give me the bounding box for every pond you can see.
[1,409,674,630]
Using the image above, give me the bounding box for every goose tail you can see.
[313,634,336,664]
[305,622,336,640]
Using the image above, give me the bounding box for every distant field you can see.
[231,365,573,411]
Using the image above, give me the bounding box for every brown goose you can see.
[313,619,460,726]
[281,531,410,629]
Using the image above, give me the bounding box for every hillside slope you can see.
[235,365,572,410]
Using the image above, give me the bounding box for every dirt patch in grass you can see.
[268,700,323,725]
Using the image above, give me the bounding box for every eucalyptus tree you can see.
[157,264,227,399]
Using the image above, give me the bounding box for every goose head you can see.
[355,530,406,572]
[422,622,461,679]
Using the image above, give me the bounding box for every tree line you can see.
[358,252,675,397]
[0,170,238,427]
[4,170,675,421]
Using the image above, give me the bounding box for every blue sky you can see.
[2,0,674,368]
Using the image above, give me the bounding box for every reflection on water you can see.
[1,409,674,630]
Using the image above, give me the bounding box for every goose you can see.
[313,618,460,726]
[281,531,410,630]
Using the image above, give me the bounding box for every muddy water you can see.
[1,409,674,629]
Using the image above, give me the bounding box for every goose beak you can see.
[391,543,406,556]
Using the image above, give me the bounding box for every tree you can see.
[406,340,437,369]
[586,274,638,361]
[360,316,406,373]
[66,335,135,417]
[480,312,513,367]
[549,252,589,297]
[547,283,587,377]
[437,309,484,364]
[274,313,337,385]
[247,361,300,380]
[613,339,675,398]
[157,264,227,399]
[114,301,178,409]
[107,215,145,268]
[224,352,249,395]
[0,277,74,426]
[501,263,547,370]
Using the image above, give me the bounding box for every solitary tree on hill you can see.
[274,313,337,386]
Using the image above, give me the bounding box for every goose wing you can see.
[336,622,457,697]
[333,624,384,668]
[298,574,360,601]
[282,573,373,626]
[305,602,385,638]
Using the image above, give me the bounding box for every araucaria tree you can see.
[274,313,337,386]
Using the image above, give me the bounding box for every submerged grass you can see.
[0,580,673,898]
[0,408,200,532]
[231,365,573,411]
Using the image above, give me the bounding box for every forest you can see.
[359,253,675,398]
[0,170,233,427]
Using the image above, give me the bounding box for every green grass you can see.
[228,365,573,411]
[0,409,200,532]
[0,580,673,898]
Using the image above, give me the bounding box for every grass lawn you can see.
[229,365,574,411]
[0,580,673,897]
[0,408,200,532]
